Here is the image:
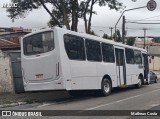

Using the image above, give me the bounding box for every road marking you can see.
[37,103,53,108]
[149,104,159,107]
[84,88,160,110]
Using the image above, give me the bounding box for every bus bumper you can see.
[23,79,65,91]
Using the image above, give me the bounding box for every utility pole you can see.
[122,16,125,44]
[143,28,147,49]
[114,6,147,42]
[109,27,114,40]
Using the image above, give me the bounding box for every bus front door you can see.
[142,53,149,83]
[115,48,126,86]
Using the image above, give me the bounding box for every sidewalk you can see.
[0,91,69,108]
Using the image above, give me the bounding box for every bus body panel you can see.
[58,30,100,90]
[22,29,65,91]
[126,64,138,85]
[57,29,72,90]
[70,61,99,89]
[22,52,57,83]
[23,77,65,91]
[96,62,117,88]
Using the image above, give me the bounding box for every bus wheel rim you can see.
[138,79,142,86]
[104,80,110,93]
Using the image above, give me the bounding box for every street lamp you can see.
[114,6,147,43]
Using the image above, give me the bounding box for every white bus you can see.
[21,27,149,96]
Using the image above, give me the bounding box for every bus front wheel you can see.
[100,78,112,96]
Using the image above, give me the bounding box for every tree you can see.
[153,37,160,43]
[126,37,135,46]
[102,33,112,40]
[80,0,123,33]
[7,0,124,32]
[47,1,71,29]
[102,33,108,39]
[88,30,97,36]
[7,0,78,31]
[114,29,122,42]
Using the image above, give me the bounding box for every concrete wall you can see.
[149,56,160,71]
[0,50,14,93]
[148,46,160,56]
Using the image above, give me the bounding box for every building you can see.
[0,27,31,93]
[0,27,31,34]
[134,37,160,71]
[0,27,31,50]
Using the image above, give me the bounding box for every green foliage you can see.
[102,33,108,39]
[102,33,112,40]
[113,29,122,42]
[7,0,125,32]
[126,37,135,46]
[88,30,97,36]
[48,5,71,27]
[80,0,124,33]
[7,0,40,20]
[116,29,122,42]
[153,37,160,43]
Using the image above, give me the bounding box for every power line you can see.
[78,25,115,29]
[126,15,160,22]
[127,21,160,24]
[127,20,160,22]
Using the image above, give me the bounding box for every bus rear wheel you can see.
[135,78,142,88]
[155,78,158,83]
[100,78,112,96]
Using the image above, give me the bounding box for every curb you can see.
[0,102,27,108]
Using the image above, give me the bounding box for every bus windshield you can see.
[23,31,54,56]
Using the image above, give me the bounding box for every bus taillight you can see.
[56,62,59,76]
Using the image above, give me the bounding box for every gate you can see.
[9,51,24,93]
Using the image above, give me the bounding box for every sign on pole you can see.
[147,0,157,11]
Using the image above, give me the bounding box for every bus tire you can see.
[135,78,142,88]
[146,81,150,85]
[155,77,158,83]
[100,78,112,96]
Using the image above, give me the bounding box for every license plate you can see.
[36,74,43,78]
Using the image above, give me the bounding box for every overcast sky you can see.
[0,0,160,37]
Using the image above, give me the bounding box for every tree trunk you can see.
[87,0,95,33]
[39,0,62,27]
[84,15,88,33]
[75,0,78,31]
[71,0,78,31]
[83,0,91,33]
[62,0,70,30]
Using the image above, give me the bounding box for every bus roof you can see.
[54,27,147,53]
[23,27,147,53]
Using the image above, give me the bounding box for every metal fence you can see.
[8,51,24,93]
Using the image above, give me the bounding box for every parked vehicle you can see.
[149,71,158,83]
[21,27,149,97]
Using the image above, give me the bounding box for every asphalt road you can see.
[1,81,160,119]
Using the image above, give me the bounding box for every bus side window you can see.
[64,34,86,60]
[101,43,115,63]
[125,48,135,64]
[134,50,142,64]
[85,39,102,62]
